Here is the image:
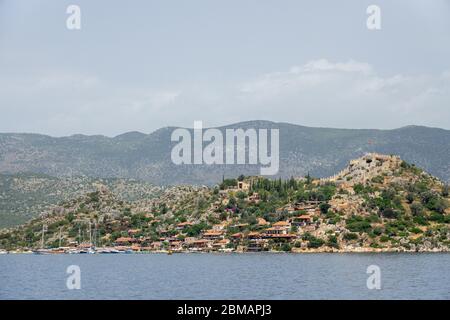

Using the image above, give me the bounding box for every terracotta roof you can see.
[265,227,283,231]
[193,239,210,244]
[214,239,230,245]
[177,222,193,227]
[205,229,224,233]
[115,237,134,243]
[233,223,249,228]
[247,232,261,238]
[273,221,290,227]
[203,231,224,236]
[264,233,297,238]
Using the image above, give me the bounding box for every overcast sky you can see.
[1,0,450,136]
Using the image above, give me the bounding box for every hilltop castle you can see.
[321,153,402,186]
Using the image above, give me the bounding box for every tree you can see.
[281,243,292,252]
[227,196,236,208]
[319,203,331,214]
[236,191,246,200]
[185,222,207,237]
[442,185,449,197]
[406,192,415,204]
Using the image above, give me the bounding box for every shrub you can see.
[410,227,422,234]
[413,215,428,226]
[381,208,399,219]
[428,213,444,223]
[406,193,415,204]
[371,176,384,184]
[372,227,383,236]
[410,203,424,216]
[343,232,358,241]
[353,184,365,194]
[326,235,339,248]
[308,237,325,248]
[346,216,372,233]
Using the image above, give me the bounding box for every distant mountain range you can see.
[1,121,449,185]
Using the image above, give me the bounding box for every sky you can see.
[0,0,450,136]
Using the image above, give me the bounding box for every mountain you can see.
[1,154,449,252]
[1,121,449,185]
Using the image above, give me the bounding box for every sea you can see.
[0,253,449,299]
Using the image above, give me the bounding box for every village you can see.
[29,180,323,254]
[1,153,449,254]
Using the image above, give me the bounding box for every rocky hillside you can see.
[1,154,449,252]
[1,121,449,185]
[0,173,161,228]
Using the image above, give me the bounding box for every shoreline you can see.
[1,248,449,255]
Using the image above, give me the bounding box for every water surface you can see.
[0,253,449,299]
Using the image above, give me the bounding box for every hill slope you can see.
[0,173,161,228]
[1,154,449,252]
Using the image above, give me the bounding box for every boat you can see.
[50,248,66,254]
[33,249,53,255]
[97,247,120,254]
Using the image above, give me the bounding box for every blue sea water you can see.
[0,253,449,299]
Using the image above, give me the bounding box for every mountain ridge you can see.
[2,122,447,139]
[1,121,450,185]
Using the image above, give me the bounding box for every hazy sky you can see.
[1,0,450,136]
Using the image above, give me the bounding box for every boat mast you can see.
[89,221,92,247]
[41,224,47,249]
[59,227,62,248]
[93,222,97,248]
